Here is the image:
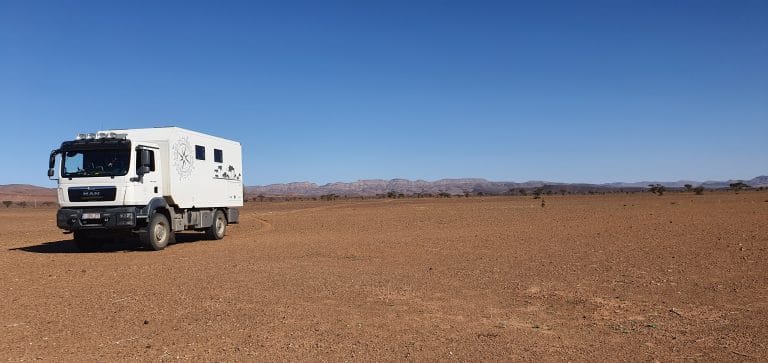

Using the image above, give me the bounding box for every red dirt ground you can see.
[1,192,766,361]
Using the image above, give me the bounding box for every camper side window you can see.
[214,149,223,163]
[195,145,205,160]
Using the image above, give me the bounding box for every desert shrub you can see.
[729,182,750,194]
[16,201,27,208]
[693,186,705,195]
[320,194,339,201]
[648,184,665,196]
[684,184,693,192]
[2,201,11,208]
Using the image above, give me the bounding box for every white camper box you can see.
[49,127,243,251]
[109,127,244,209]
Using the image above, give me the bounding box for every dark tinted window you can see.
[195,145,205,160]
[214,149,223,163]
[62,148,130,178]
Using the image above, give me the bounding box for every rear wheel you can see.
[205,210,227,240]
[73,231,104,252]
[141,213,171,251]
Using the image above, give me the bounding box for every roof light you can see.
[75,132,127,140]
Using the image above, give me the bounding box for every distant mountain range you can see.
[1,175,765,201]
[246,175,768,197]
[0,184,57,202]
[605,175,768,189]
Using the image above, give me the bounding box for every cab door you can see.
[136,147,162,202]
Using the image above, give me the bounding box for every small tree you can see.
[2,201,11,208]
[532,187,543,199]
[729,182,750,194]
[648,184,665,196]
[693,186,705,195]
[16,201,27,208]
[518,189,527,196]
[684,184,693,192]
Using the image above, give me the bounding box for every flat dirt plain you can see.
[1,192,767,361]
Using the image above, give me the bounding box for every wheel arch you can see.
[142,197,176,227]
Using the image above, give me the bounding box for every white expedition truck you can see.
[48,127,243,251]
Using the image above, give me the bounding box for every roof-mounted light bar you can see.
[75,132,127,140]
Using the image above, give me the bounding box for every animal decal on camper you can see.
[171,137,195,181]
[214,164,242,181]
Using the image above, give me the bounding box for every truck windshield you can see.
[62,149,131,178]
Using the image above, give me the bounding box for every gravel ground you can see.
[1,192,766,361]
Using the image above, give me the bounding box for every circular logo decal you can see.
[171,137,194,180]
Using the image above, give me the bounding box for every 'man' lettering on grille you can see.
[68,187,117,202]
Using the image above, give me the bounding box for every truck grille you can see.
[68,186,117,202]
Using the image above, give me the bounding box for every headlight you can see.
[116,212,135,225]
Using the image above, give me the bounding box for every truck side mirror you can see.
[137,149,151,175]
[48,150,59,179]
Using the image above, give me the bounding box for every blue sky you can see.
[1,0,766,186]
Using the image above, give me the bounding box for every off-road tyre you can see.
[141,213,172,251]
[73,230,104,252]
[205,210,227,240]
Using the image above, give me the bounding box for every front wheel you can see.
[141,213,172,251]
[205,210,227,240]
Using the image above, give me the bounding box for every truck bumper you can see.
[57,207,142,231]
